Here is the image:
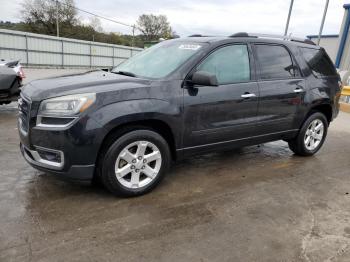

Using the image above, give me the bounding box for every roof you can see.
[174,36,230,43]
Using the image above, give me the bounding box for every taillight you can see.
[18,67,25,79]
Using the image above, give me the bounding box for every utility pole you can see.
[284,0,294,36]
[56,0,60,37]
[132,25,135,47]
[317,0,330,45]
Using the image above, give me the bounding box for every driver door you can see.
[182,44,259,153]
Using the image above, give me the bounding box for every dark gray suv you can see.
[19,33,342,196]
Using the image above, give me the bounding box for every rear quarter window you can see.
[299,47,337,78]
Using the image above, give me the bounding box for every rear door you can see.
[252,43,306,134]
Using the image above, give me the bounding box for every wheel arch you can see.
[95,118,178,180]
[308,103,333,124]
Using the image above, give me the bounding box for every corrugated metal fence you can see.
[0,29,143,68]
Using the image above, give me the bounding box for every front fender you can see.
[90,98,182,145]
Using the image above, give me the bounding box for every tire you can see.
[100,129,171,197]
[288,112,328,156]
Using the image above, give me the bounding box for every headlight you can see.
[38,93,96,116]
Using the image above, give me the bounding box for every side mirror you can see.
[101,68,112,72]
[191,71,218,86]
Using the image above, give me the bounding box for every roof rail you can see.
[230,32,316,45]
[188,34,204,37]
[302,39,316,45]
[230,32,252,37]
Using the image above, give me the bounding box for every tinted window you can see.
[300,47,337,77]
[196,45,250,85]
[255,45,295,79]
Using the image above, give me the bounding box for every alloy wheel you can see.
[304,119,324,151]
[114,141,162,189]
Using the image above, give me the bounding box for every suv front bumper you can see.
[20,143,95,182]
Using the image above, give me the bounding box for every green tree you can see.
[136,14,173,41]
[21,0,77,36]
[9,1,159,48]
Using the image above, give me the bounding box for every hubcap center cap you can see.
[134,159,144,169]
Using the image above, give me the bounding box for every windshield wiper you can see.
[113,70,136,77]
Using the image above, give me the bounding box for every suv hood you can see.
[22,70,151,101]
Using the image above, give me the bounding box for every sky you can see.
[1,0,349,38]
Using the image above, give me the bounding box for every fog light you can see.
[37,148,61,163]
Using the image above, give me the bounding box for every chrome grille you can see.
[18,95,31,134]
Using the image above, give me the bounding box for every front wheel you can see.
[288,112,328,156]
[100,129,171,197]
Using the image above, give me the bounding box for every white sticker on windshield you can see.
[179,44,201,50]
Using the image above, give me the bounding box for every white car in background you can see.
[0,59,7,66]
[0,59,25,105]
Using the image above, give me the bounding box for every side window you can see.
[196,45,250,85]
[255,44,296,80]
[300,47,337,77]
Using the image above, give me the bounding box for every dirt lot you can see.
[1,71,350,261]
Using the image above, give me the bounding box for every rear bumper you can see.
[20,143,95,182]
[0,77,21,99]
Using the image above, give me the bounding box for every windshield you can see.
[112,41,206,79]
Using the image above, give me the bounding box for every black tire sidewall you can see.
[101,129,171,197]
[297,112,328,155]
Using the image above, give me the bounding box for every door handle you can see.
[294,87,304,93]
[241,93,257,98]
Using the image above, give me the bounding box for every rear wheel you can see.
[100,129,171,197]
[288,112,328,156]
